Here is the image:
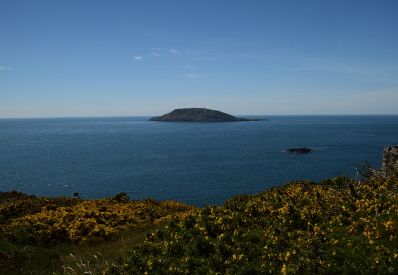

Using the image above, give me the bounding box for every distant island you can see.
[285,148,313,154]
[149,108,267,122]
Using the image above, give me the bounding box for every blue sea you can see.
[1,115,397,207]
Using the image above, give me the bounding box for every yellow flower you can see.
[281,263,287,275]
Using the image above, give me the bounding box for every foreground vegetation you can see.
[105,175,398,275]
[0,192,196,274]
[1,173,398,274]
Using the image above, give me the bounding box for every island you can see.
[285,148,313,154]
[149,108,267,122]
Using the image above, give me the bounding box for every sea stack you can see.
[285,148,313,154]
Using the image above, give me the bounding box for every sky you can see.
[1,0,398,118]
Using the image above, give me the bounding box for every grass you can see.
[59,224,162,275]
[0,223,166,275]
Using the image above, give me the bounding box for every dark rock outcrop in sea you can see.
[285,148,313,154]
[149,108,267,122]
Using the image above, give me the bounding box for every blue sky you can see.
[1,0,398,118]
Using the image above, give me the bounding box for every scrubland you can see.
[1,173,398,274]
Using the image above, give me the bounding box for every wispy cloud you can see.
[134,56,143,61]
[184,74,206,78]
[0,66,13,70]
[170,49,180,54]
[151,52,161,56]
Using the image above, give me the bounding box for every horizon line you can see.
[1,114,398,120]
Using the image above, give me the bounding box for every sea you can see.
[1,115,397,207]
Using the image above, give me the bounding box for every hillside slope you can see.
[105,175,398,274]
[149,108,266,122]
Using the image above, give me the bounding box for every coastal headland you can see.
[149,108,267,122]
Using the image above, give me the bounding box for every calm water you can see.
[1,115,397,207]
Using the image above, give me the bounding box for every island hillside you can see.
[149,108,267,122]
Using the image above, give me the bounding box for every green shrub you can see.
[105,176,398,274]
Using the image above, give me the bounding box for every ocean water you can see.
[0,115,397,207]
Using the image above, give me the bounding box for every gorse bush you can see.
[105,176,398,275]
[1,174,398,274]
[0,193,197,247]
